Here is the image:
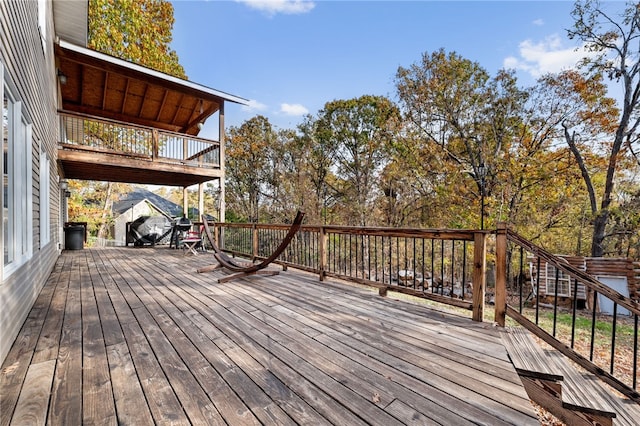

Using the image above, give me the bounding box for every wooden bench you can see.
[501,326,622,426]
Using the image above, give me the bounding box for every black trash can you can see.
[64,225,85,250]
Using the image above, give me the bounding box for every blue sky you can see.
[169,0,615,136]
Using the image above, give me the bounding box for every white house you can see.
[0,0,245,364]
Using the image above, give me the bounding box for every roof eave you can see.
[57,39,249,106]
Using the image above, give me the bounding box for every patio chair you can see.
[179,228,203,256]
[198,211,305,283]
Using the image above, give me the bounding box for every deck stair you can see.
[501,326,640,426]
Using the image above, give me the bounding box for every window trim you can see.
[2,64,34,277]
[544,263,571,298]
[40,148,50,247]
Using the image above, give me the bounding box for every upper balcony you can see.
[55,39,247,187]
[59,111,222,186]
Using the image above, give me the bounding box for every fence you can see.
[212,221,487,322]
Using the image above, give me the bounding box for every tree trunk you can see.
[591,209,609,257]
[97,182,113,241]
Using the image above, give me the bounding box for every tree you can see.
[314,95,400,226]
[296,114,339,224]
[225,116,276,222]
[394,50,531,229]
[88,0,186,78]
[567,0,640,257]
[264,128,318,223]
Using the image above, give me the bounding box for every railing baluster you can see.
[421,238,426,293]
[387,235,392,285]
[634,314,638,390]
[571,278,578,348]
[395,237,400,286]
[518,246,524,313]
[411,238,418,290]
[590,290,598,361]
[431,239,435,293]
[440,240,445,296]
[462,241,467,300]
[367,234,375,279]
[553,267,559,337]
[330,232,335,274]
[451,240,455,295]
[535,257,541,325]
[610,303,617,375]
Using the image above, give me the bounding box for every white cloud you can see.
[503,34,595,79]
[241,99,268,112]
[532,18,544,26]
[280,103,308,116]
[236,0,315,16]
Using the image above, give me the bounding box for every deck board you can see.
[1,247,539,425]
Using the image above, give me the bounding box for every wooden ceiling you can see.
[54,40,247,186]
[55,41,246,136]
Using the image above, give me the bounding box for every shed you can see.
[529,255,640,314]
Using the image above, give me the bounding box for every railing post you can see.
[472,231,487,322]
[252,224,258,261]
[214,224,220,248]
[152,129,159,159]
[495,222,508,327]
[319,226,327,281]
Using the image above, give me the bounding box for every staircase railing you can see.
[495,223,640,403]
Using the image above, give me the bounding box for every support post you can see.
[319,226,327,281]
[252,224,258,261]
[182,187,188,218]
[218,103,226,223]
[472,231,487,322]
[495,222,508,326]
[198,183,204,220]
[152,129,159,159]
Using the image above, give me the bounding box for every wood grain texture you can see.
[11,360,55,426]
[503,326,640,426]
[1,247,545,425]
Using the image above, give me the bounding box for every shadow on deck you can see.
[1,247,538,425]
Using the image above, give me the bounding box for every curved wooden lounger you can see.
[198,211,305,283]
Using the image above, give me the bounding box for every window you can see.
[2,66,33,275]
[545,264,571,297]
[40,149,50,247]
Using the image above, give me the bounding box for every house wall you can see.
[0,0,61,364]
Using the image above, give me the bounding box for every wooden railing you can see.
[212,221,488,322]
[495,223,640,402]
[59,111,220,167]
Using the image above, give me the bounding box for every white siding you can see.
[0,0,60,364]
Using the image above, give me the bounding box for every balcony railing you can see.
[59,111,220,167]
[209,221,487,322]
[206,218,638,403]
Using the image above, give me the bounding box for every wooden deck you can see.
[1,247,539,425]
